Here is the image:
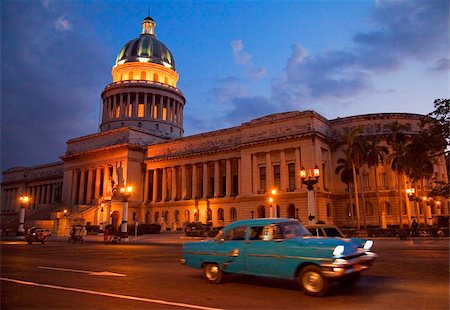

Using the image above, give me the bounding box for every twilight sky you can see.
[1,0,448,173]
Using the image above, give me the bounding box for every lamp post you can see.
[268,188,278,218]
[120,186,132,241]
[98,202,105,234]
[17,195,29,237]
[405,186,415,226]
[300,165,320,224]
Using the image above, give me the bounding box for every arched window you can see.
[207,208,212,222]
[153,73,158,81]
[174,210,179,223]
[287,204,295,218]
[129,71,134,80]
[230,207,237,221]
[164,211,169,223]
[145,211,150,223]
[326,203,332,218]
[140,71,146,80]
[217,208,224,221]
[366,202,374,216]
[154,211,160,223]
[257,205,265,218]
[185,210,190,223]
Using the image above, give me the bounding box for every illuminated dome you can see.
[115,16,176,71]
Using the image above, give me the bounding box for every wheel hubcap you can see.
[303,271,323,293]
[206,265,219,280]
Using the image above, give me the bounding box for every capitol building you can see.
[1,17,448,235]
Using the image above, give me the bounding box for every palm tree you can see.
[366,138,389,227]
[335,127,365,228]
[385,122,410,226]
[335,155,357,226]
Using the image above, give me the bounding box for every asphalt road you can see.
[1,239,449,309]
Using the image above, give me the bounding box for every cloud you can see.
[54,15,73,31]
[231,39,266,79]
[271,1,449,107]
[210,77,247,103]
[224,96,279,126]
[1,2,110,171]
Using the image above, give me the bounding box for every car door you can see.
[244,224,283,276]
[213,226,247,273]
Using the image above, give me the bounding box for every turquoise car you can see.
[180,218,377,296]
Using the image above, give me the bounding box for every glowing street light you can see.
[120,185,133,240]
[17,195,30,237]
[300,165,320,224]
[268,188,278,218]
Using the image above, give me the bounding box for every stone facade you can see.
[1,17,448,235]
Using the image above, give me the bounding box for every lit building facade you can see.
[1,17,448,234]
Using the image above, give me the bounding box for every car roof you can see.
[223,218,299,230]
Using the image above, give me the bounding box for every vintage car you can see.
[25,227,46,244]
[180,218,377,296]
[305,224,372,249]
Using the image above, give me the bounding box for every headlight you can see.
[363,240,374,251]
[333,245,345,257]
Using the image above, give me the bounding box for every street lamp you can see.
[405,185,416,226]
[17,195,29,237]
[98,202,105,234]
[268,188,278,218]
[300,165,320,224]
[120,186,133,241]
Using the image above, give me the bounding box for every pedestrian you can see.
[411,219,418,237]
[104,226,109,242]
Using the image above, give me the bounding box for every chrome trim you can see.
[179,258,186,265]
[247,253,328,262]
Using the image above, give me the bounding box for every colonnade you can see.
[1,182,62,213]
[102,92,183,126]
[69,166,113,205]
[143,158,240,203]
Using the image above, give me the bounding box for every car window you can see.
[249,226,264,240]
[222,227,247,241]
[324,227,344,237]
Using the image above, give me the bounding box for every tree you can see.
[365,138,389,227]
[335,154,357,225]
[334,127,365,228]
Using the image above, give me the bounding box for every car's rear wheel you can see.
[203,263,223,284]
[299,265,329,297]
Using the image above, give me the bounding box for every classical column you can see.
[36,186,42,208]
[280,150,287,192]
[181,165,187,199]
[192,164,198,199]
[118,94,125,118]
[158,95,163,120]
[167,98,172,122]
[162,168,167,201]
[226,159,232,197]
[266,152,273,190]
[171,167,177,201]
[102,167,109,198]
[29,187,35,209]
[45,184,52,204]
[252,154,258,194]
[133,92,139,118]
[144,93,148,117]
[152,169,158,203]
[94,167,101,199]
[143,169,149,202]
[151,94,155,118]
[86,169,93,204]
[214,161,220,197]
[203,162,208,198]
[295,148,301,190]
[78,170,86,204]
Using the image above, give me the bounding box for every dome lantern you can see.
[141,16,156,35]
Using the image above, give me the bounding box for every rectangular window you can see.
[127,103,132,117]
[288,163,296,191]
[378,172,386,188]
[115,104,120,118]
[153,105,158,119]
[362,173,370,189]
[163,105,167,120]
[138,103,144,118]
[259,166,266,193]
[273,165,280,189]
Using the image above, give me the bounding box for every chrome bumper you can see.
[180,258,186,265]
[320,252,377,278]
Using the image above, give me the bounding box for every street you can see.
[1,239,449,309]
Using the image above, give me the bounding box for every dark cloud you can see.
[224,96,279,126]
[272,1,449,106]
[1,1,111,171]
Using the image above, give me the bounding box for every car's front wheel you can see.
[203,263,223,284]
[299,265,329,297]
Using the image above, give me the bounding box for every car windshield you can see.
[278,222,311,238]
